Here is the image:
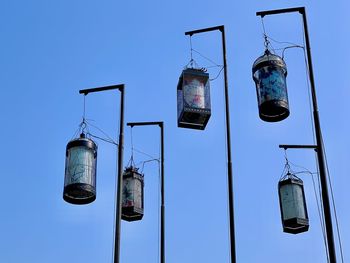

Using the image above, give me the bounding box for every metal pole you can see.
[185,26,236,263]
[79,84,125,263]
[257,7,337,263]
[126,121,165,263]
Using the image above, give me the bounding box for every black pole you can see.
[279,144,317,150]
[126,121,165,263]
[79,84,125,263]
[257,7,337,263]
[185,25,236,263]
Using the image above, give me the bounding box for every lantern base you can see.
[259,100,289,122]
[178,108,211,130]
[63,183,96,205]
[122,206,144,222]
[283,217,309,234]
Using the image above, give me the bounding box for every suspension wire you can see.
[189,48,224,81]
[260,16,267,38]
[260,16,274,53]
[191,48,222,68]
[84,119,117,145]
[266,34,302,47]
[80,95,87,134]
[139,158,160,173]
[83,95,86,121]
[285,156,329,262]
[281,45,304,60]
[133,147,158,160]
[301,27,316,146]
[210,66,224,82]
[285,157,325,234]
[127,127,136,167]
[88,133,118,146]
[190,36,194,65]
[322,137,345,262]
[315,153,330,262]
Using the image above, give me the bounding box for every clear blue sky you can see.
[0,0,348,262]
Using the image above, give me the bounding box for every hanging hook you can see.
[128,126,136,167]
[80,95,88,135]
[260,16,271,52]
[263,34,271,52]
[189,36,194,67]
[283,149,291,175]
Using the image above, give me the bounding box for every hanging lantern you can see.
[63,133,97,205]
[177,68,211,130]
[278,173,309,234]
[252,50,290,122]
[122,166,144,222]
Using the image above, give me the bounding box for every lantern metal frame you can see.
[126,121,165,263]
[278,174,309,234]
[252,49,290,122]
[256,7,337,262]
[121,165,145,222]
[63,133,98,205]
[177,67,211,130]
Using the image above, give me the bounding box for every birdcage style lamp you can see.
[63,133,98,205]
[252,50,290,122]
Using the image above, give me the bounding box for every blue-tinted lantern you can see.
[177,68,211,130]
[252,50,289,122]
[122,166,144,222]
[278,174,309,234]
[63,133,97,205]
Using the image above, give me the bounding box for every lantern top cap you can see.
[66,135,98,150]
[252,49,287,73]
[177,67,209,90]
[279,172,303,184]
[123,165,144,178]
[183,66,208,75]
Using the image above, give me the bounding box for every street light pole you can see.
[126,121,165,263]
[184,25,236,263]
[256,7,337,263]
[79,84,125,263]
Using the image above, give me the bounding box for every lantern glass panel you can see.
[183,72,210,109]
[134,178,143,209]
[280,183,306,220]
[122,176,134,208]
[63,137,97,205]
[65,146,96,186]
